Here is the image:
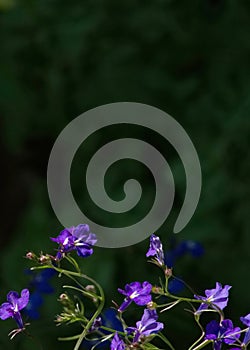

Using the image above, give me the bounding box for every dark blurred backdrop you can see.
[0,0,250,349]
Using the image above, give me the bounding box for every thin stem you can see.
[159,300,180,312]
[191,339,211,350]
[164,292,224,319]
[100,326,125,336]
[34,264,105,350]
[188,317,205,350]
[157,332,175,350]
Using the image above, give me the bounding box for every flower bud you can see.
[147,301,157,310]
[85,285,96,293]
[59,293,68,301]
[165,267,172,278]
[55,315,64,323]
[39,254,51,264]
[25,252,35,260]
[152,286,163,294]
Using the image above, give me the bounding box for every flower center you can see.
[130,291,139,299]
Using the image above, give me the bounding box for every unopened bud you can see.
[147,301,157,310]
[165,267,172,278]
[59,293,68,301]
[25,252,35,260]
[39,254,51,264]
[85,285,96,293]
[152,286,163,294]
[56,315,64,323]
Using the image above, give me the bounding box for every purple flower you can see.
[194,282,231,313]
[146,234,165,266]
[110,333,125,350]
[205,319,241,350]
[51,224,97,259]
[118,281,152,312]
[127,309,164,343]
[240,313,250,345]
[89,317,102,332]
[0,289,29,329]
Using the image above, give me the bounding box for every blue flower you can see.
[30,268,56,294]
[194,282,231,313]
[24,292,43,320]
[110,333,125,350]
[163,238,204,295]
[165,239,204,267]
[24,268,56,319]
[205,319,241,350]
[81,309,123,349]
[127,309,164,343]
[102,309,123,333]
[0,289,29,330]
[51,224,97,260]
[146,234,165,266]
[240,313,250,345]
[118,281,152,312]
[168,278,185,294]
[89,317,102,332]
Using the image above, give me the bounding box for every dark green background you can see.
[0,0,250,349]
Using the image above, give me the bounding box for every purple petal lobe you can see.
[0,302,13,320]
[17,289,30,310]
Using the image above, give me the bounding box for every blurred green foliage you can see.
[0,0,250,349]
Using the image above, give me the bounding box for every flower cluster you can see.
[0,225,249,350]
[111,309,164,349]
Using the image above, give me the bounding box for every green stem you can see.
[52,266,105,350]
[188,317,205,350]
[157,333,175,350]
[191,340,211,350]
[165,292,207,304]
[34,264,105,350]
[100,326,125,336]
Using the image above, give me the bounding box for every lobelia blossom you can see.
[24,268,56,320]
[146,234,165,266]
[127,309,164,343]
[51,224,97,259]
[81,309,123,349]
[194,282,231,313]
[165,239,204,268]
[24,291,43,320]
[0,289,29,331]
[118,281,152,312]
[205,319,241,350]
[240,313,250,345]
[89,317,102,332]
[110,332,125,350]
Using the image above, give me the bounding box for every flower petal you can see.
[0,302,13,320]
[76,245,93,257]
[134,294,152,305]
[17,289,30,310]
[240,313,250,327]
[7,291,19,306]
[72,224,90,239]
